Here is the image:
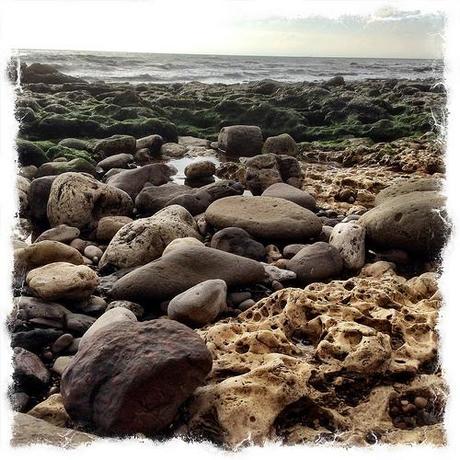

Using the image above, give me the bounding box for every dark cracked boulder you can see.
[110,246,265,303]
[61,319,212,435]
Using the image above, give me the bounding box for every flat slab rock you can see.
[61,319,212,435]
[110,246,265,303]
[205,196,322,241]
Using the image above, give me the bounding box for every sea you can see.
[16,49,443,84]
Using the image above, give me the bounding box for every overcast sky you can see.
[0,0,446,59]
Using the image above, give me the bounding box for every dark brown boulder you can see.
[61,319,212,435]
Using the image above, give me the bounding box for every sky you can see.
[0,0,447,59]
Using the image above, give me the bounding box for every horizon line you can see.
[15,47,443,61]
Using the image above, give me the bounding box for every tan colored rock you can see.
[185,270,444,447]
[95,215,133,241]
[14,240,84,272]
[47,172,133,229]
[99,205,201,270]
[163,236,204,256]
[27,394,70,428]
[26,262,98,301]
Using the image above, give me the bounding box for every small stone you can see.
[271,280,284,291]
[51,334,74,354]
[238,299,256,310]
[84,245,103,260]
[106,301,144,319]
[228,291,252,305]
[52,356,73,376]
[414,396,428,409]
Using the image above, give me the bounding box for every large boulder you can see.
[61,319,212,435]
[111,246,266,303]
[217,125,263,157]
[359,191,448,255]
[286,242,344,284]
[374,177,443,205]
[26,262,98,301]
[106,163,175,199]
[205,196,322,241]
[167,279,227,326]
[262,182,316,210]
[99,205,201,270]
[47,173,133,230]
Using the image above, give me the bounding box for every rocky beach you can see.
[8,60,449,448]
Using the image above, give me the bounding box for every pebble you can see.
[51,333,74,354]
[84,245,103,260]
[271,280,284,291]
[228,291,252,306]
[414,396,428,409]
[238,299,256,310]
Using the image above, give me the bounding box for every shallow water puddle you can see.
[166,154,221,185]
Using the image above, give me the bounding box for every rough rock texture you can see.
[359,191,448,255]
[27,394,70,428]
[47,173,133,229]
[183,266,445,447]
[374,177,443,205]
[168,279,227,326]
[206,196,322,241]
[263,133,298,156]
[26,262,98,301]
[329,222,366,270]
[111,246,266,303]
[217,125,263,156]
[11,413,99,447]
[61,319,212,435]
[99,205,201,270]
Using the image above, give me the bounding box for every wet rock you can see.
[210,227,266,261]
[168,279,227,326]
[106,163,175,199]
[96,153,134,171]
[95,215,133,242]
[262,133,298,156]
[99,205,201,270]
[286,242,343,284]
[93,135,136,157]
[218,125,263,157]
[206,196,322,241]
[359,191,448,255]
[34,224,80,244]
[27,394,70,428]
[47,173,133,230]
[329,222,366,270]
[111,246,265,303]
[11,412,98,447]
[26,262,98,301]
[262,183,316,210]
[163,236,204,256]
[61,319,212,435]
[13,347,50,390]
[184,160,216,179]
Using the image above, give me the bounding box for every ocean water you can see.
[16,49,443,84]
